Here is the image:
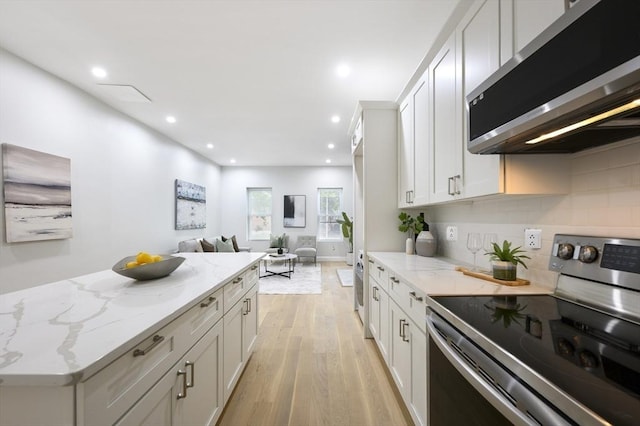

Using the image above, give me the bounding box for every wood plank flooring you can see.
[217,262,412,426]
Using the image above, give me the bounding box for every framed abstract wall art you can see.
[283,194,305,228]
[175,179,206,230]
[2,143,73,243]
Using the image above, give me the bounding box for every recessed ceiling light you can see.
[331,115,340,123]
[91,67,107,79]
[206,143,214,149]
[166,116,176,124]
[336,64,351,78]
[230,158,236,164]
[326,159,332,164]
[328,143,335,149]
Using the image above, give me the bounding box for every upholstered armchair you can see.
[294,235,317,265]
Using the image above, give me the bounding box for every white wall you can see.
[0,49,222,293]
[417,139,640,289]
[220,166,353,259]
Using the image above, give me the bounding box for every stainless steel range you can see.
[426,234,640,425]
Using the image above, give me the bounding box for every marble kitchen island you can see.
[0,252,264,425]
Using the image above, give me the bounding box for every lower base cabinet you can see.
[116,320,224,426]
[369,262,427,426]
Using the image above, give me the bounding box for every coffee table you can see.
[260,253,297,279]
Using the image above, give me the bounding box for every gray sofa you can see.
[178,236,250,253]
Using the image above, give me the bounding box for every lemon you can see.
[125,261,139,269]
[152,255,163,263]
[136,251,153,265]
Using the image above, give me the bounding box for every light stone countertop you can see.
[367,252,554,296]
[0,252,264,387]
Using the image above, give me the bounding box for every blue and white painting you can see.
[175,179,206,230]
[2,144,72,243]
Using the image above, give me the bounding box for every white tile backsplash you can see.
[426,138,640,290]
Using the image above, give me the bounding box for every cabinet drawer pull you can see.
[399,319,406,338]
[368,259,374,264]
[243,299,250,316]
[133,334,164,357]
[409,291,424,302]
[251,264,258,270]
[390,276,399,284]
[377,266,385,272]
[233,277,244,284]
[402,321,410,343]
[177,370,188,399]
[200,296,217,308]
[185,361,195,388]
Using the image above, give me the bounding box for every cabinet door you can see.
[412,75,430,206]
[368,279,381,342]
[459,0,503,198]
[409,321,427,426]
[430,33,460,203]
[180,320,224,426]
[389,300,411,398]
[398,98,414,207]
[114,369,177,426]
[243,285,259,359]
[378,285,390,362]
[223,299,244,403]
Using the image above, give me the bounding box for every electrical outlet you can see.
[525,228,542,249]
[446,226,458,241]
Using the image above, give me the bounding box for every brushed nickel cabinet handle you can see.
[251,264,258,270]
[200,296,217,308]
[185,361,195,388]
[133,334,164,357]
[409,291,424,302]
[377,266,385,272]
[368,259,374,264]
[399,319,406,338]
[402,321,410,342]
[177,370,188,399]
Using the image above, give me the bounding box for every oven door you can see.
[426,310,573,426]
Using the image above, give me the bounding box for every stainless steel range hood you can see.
[467,0,640,155]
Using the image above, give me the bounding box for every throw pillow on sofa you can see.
[201,238,217,252]
[215,238,235,253]
[222,235,240,252]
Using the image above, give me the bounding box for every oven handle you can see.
[426,312,572,426]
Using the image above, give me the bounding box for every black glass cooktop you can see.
[431,294,640,426]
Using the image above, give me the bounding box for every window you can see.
[247,188,272,240]
[317,188,343,241]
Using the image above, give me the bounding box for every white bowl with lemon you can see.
[112,251,185,281]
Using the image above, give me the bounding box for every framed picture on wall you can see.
[2,143,73,243]
[283,195,305,228]
[175,179,206,230]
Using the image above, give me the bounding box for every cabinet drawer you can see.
[388,274,426,333]
[82,313,189,425]
[224,273,247,314]
[245,262,259,288]
[368,257,389,292]
[183,287,224,345]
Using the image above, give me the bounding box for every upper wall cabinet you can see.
[401,0,570,206]
[398,72,429,207]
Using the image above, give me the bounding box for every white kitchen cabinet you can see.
[429,32,461,203]
[115,320,224,426]
[349,101,404,333]
[368,268,390,362]
[427,0,569,204]
[389,297,427,426]
[223,283,258,403]
[500,0,566,64]
[398,72,430,207]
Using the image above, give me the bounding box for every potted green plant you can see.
[485,240,530,281]
[336,212,353,265]
[276,236,285,255]
[398,212,425,254]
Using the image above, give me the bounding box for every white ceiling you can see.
[0,0,460,167]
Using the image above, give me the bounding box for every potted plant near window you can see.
[485,240,530,281]
[276,236,285,255]
[336,212,353,265]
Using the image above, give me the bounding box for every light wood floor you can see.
[217,262,412,426]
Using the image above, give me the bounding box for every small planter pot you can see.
[492,261,517,281]
[277,248,284,255]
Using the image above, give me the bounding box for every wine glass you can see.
[467,233,483,271]
[483,233,498,272]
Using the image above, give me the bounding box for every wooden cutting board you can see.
[455,266,530,286]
